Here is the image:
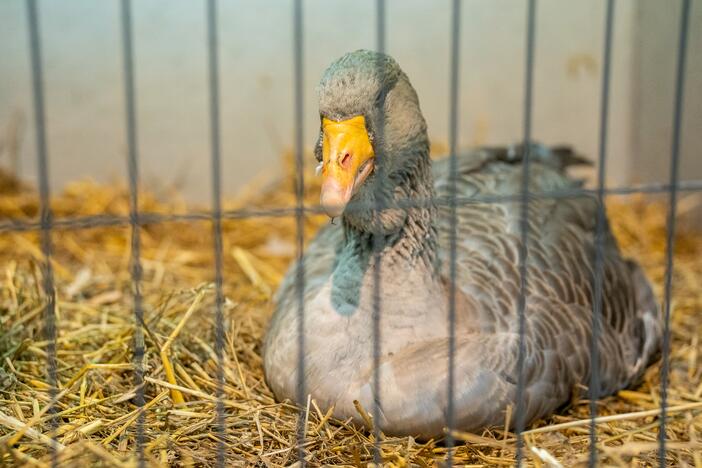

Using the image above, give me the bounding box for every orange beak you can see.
[319,115,375,218]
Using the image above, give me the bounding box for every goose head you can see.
[315,50,431,234]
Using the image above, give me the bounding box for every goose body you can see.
[263,50,661,439]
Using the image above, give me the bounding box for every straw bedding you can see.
[0,158,700,467]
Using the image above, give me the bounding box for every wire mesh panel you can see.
[4,0,699,466]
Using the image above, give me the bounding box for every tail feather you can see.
[626,259,662,382]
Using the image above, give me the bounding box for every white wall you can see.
[634,0,702,185]
[0,0,647,204]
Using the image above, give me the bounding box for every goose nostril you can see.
[340,152,352,167]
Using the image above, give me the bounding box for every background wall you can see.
[0,0,699,205]
[634,0,702,185]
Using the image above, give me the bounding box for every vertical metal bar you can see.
[376,0,385,53]
[445,0,461,462]
[292,0,307,463]
[659,0,690,465]
[205,0,226,465]
[119,1,145,465]
[372,0,386,464]
[588,1,615,466]
[515,0,536,465]
[588,0,615,461]
[26,1,58,464]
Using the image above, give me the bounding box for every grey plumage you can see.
[263,50,661,439]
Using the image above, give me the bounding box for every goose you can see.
[263,50,661,439]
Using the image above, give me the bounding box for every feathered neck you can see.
[341,148,438,273]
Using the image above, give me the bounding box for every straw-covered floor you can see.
[0,158,701,467]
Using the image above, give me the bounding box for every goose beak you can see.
[319,115,375,218]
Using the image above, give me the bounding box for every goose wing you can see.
[432,145,661,426]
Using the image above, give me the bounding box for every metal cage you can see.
[4,0,699,466]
